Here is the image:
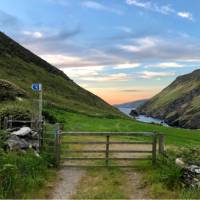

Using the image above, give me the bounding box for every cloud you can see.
[126,0,174,15]
[115,35,200,63]
[63,66,129,82]
[82,1,105,10]
[82,1,123,15]
[121,89,143,92]
[147,62,185,68]
[23,31,43,39]
[41,54,102,68]
[118,37,157,53]
[42,28,81,42]
[62,66,105,78]
[177,12,193,21]
[47,0,69,6]
[116,26,132,33]
[19,26,200,72]
[114,63,141,69]
[126,0,194,21]
[82,73,129,82]
[21,28,81,43]
[139,71,175,79]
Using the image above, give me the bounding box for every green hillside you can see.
[0,32,123,118]
[138,69,200,129]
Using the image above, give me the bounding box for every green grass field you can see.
[47,107,200,147]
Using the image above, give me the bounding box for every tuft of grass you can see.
[134,150,200,199]
[73,166,128,199]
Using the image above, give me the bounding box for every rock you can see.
[129,109,139,117]
[187,165,200,174]
[11,127,31,136]
[175,158,186,168]
[26,139,39,151]
[181,165,200,188]
[6,126,39,151]
[34,151,40,157]
[7,135,30,150]
[30,131,39,139]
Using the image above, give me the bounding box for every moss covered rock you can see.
[0,80,26,101]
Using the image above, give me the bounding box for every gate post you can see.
[152,133,157,165]
[158,134,165,154]
[106,135,110,167]
[55,124,61,168]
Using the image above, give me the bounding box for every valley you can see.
[0,31,199,199]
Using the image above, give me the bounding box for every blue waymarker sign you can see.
[32,83,42,91]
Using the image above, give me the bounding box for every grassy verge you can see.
[0,149,56,199]
[134,150,200,199]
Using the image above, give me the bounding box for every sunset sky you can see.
[1,0,200,104]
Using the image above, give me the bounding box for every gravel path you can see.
[51,167,86,199]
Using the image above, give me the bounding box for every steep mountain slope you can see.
[138,69,200,129]
[0,32,122,117]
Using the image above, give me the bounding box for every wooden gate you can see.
[55,131,165,167]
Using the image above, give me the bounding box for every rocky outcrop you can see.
[129,109,139,117]
[0,80,26,101]
[138,69,200,129]
[5,127,39,151]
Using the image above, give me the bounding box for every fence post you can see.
[158,134,165,154]
[55,124,61,168]
[31,115,35,130]
[4,117,8,130]
[152,133,157,165]
[9,115,13,129]
[40,116,44,147]
[105,135,110,167]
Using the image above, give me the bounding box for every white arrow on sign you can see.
[32,83,42,91]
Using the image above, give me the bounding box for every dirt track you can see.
[51,142,151,199]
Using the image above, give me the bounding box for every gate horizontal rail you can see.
[61,131,155,136]
[62,141,152,145]
[62,157,152,161]
[64,150,152,153]
[54,131,165,167]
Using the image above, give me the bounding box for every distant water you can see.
[118,107,169,127]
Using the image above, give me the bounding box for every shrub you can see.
[0,130,9,149]
[42,110,58,123]
[156,151,182,189]
[0,105,31,121]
